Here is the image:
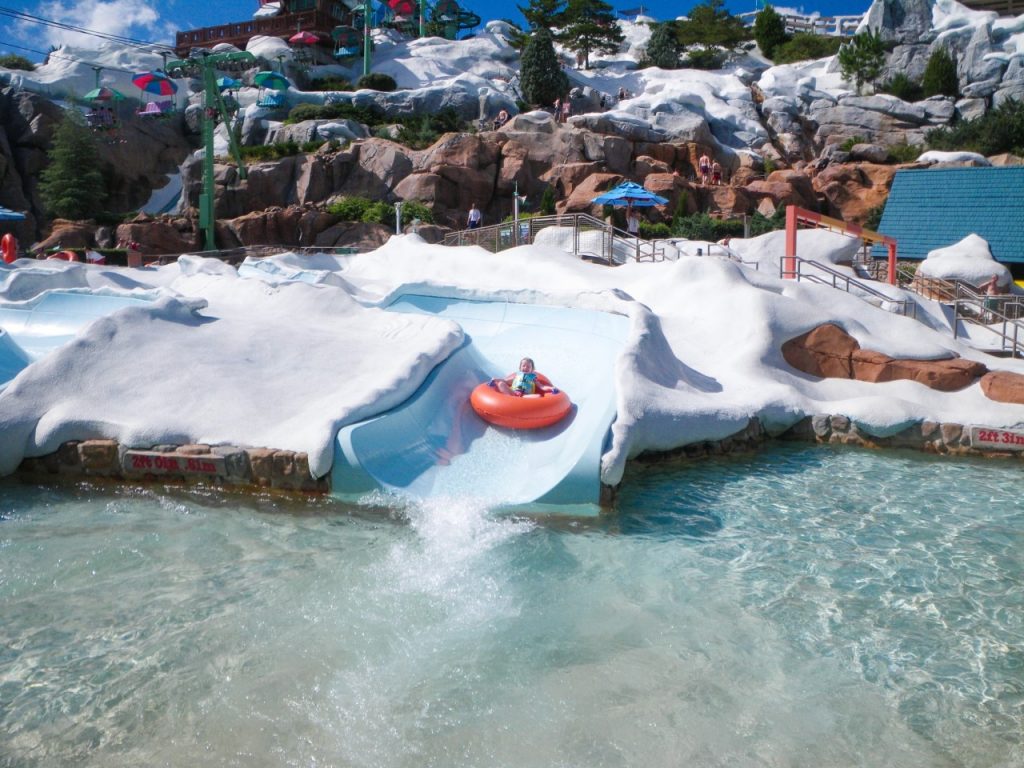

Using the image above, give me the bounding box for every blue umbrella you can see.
[216,76,241,91]
[591,181,668,207]
[0,206,26,221]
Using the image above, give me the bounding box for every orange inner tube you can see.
[0,233,15,264]
[469,373,572,430]
[47,250,79,262]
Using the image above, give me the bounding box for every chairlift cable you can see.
[0,6,170,52]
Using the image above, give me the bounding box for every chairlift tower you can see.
[167,50,255,251]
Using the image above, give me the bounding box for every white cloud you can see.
[27,0,162,49]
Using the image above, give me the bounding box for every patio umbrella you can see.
[216,75,241,91]
[83,86,126,102]
[386,0,417,15]
[132,71,178,96]
[253,70,290,90]
[591,181,668,207]
[289,30,320,45]
[0,206,26,221]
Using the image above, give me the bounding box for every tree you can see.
[645,21,680,69]
[0,54,35,71]
[517,0,566,31]
[838,29,886,94]
[675,0,748,51]
[38,113,106,221]
[520,27,569,106]
[560,0,624,69]
[922,46,959,98]
[753,4,789,60]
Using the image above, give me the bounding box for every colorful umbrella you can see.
[83,87,126,102]
[131,71,178,96]
[386,0,417,16]
[216,76,241,91]
[591,181,668,207]
[289,30,320,45]
[253,71,290,90]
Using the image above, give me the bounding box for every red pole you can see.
[784,205,797,279]
[887,242,897,285]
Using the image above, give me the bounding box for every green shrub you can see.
[357,72,398,92]
[838,30,885,94]
[863,205,884,232]
[922,47,959,98]
[307,76,353,92]
[326,196,373,221]
[0,54,35,71]
[639,221,672,239]
[926,98,1024,155]
[400,199,434,225]
[878,72,923,103]
[671,213,744,241]
[772,33,842,64]
[887,141,921,163]
[300,139,326,153]
[840,135,867,152]
[540,185,556,215]
[683,47,726,70]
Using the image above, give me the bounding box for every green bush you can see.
[399,199,434,225]
[926,98,1024,155]
[0,54,35,71]
[839,135,867,152]
[671,213,744,241]
[326,196,373,221]
[887,141,921,163]
[237,141,303,161]
[539,185,556,215]
[284,102,379,125]
[838,30,885,93]
[639,221,672,239]
[357,72,397,92]
[307,76,353,92]
[922,47,959,98]
[747,209,787,236]
[772,33,842,64]
[878,72,923,103]
[683,47,726,70]
[863,205,884,232]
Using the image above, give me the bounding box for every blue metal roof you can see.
[871,166,1024,263]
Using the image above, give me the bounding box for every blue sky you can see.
[2,0,874,61]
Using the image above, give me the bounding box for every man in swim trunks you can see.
[492,357,557,396]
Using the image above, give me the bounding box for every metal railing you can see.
[442,213,667,264]
[950,282,1024,357]
[783,255,917,318]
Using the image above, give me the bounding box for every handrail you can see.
[785,255,917,317]
[441,213,667,264]
[951,282,1024,357]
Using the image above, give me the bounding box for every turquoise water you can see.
[1,445,1022,767]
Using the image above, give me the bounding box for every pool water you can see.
[1,444,1022,767]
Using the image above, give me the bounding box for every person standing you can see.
[626,204,640,237]
[699,153,711,184]
[561,97,571,123]
[467,203,482,229]
[711,160,722,185]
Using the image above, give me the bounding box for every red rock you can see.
[979,370,1024,404]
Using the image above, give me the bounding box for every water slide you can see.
[0,291,152,388]
[331,295,630,511]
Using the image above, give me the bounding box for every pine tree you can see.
[517,0,566,31]
[675,0,748,50]
[922,46,959,98]
[838,30,886,94]
[646,22,680,70]
[753,4,789,60]
[520,27,569,106]
[38,113,106,221]
[560,0,624,70]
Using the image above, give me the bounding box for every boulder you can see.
[32,220,97,252]
[812,163,898,224]
[783,323,988,391]
[116,216,198,255]
[782,324,858,378]
[979,370,1024,405]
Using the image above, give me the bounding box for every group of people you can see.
[698,153,723,185]
[552,96,572,123]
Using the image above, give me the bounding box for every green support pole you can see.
[363,0,371,77]
[420,1,425,38]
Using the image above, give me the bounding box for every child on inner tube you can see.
[491,357,559,397]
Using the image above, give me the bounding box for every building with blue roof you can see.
[872,166,1024,267]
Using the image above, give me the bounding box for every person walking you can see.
[698,153,711,185]
[626,204,640,237]
[467,203,482,229]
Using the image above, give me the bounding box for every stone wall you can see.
[15,440,328,493]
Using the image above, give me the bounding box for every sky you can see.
[1,0,875,61]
